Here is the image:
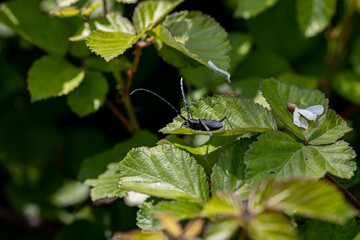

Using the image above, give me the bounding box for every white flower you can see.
[286,103,324,129]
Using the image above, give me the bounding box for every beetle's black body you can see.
[130,78,233,136]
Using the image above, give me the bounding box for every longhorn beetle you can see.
[130,78,233,136]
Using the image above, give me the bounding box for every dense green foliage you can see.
[1,0,360,239]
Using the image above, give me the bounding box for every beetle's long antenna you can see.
[131,88,187,121]
[180,78,191,120]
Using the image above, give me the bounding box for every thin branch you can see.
[102,0,107,16]
[324,173,360,211]
[105,98,133,133]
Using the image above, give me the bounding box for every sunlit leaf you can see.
[204,218,241,240]
[67,71,108,117]
[158,135,237,177]
[160,95,277,136]
[211,139,252,198]
[245,131,357,188]
[152,11,231,76]
[133,0,184,32]
[119,144,209,204]
[248,211,298,240]
[152,200,203,220]
[94,13,135,34]
[117,0,137,3]
[78,130,158,182]
[28,55,85,102]
[81,2,102,17]
[84,163,126,201]
[0,0,68,55]
[86,30,138,62]
[202,191,243,219]
[250,179,358,224]
[296,0,336,37]
[51,7,80,18]
[234,0,280,19]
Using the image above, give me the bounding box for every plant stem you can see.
[324,173,360,211]
[105,98,132,133]
[239,226,247,240]
[102,0,107,16]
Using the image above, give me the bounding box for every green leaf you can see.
[0,0,68,55]
[350,38,360,75]
[158,135,237,177]
[211,139,252,199]
[78,130,158,182]
[51,7,80,18]
[299,219,360,240]
[85,163,127,201]
[133,0,184,32]
[67,71,108,117]
[119,144,209,204]
[117,0,137,3]
[251,179,357,224]
[204,218,241,240]
[296,0,336,37]
[152,200,203,220]
[94,13,135,34]
[333,71,360,104]
[137,198,162,230]
[86,30,138,62]
[152,11,231,75]
[28,55,85,102]
[234,0,280,19]
[202,191,243,218]
[304,109,352,145]
[245,131,357,188]
[160,95,277,136]
[260,78,328,141]
[248,211,298,240]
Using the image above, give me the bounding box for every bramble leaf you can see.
[260,78,352,144]
[211,139,252,198]
[28,55,85,102]
[248,211,298,240]
[133,0,183,32]
[202,191,243,218]
[245,131,356,188]
[87,31,138,62]
[249,179,357,224]
[67,71,108,117]
[296,0,336,37]
[118,144,209,204]
[85,163,126,201]
[158,135,237,177]
[152,11,231,78]
[160,95,277,136]
[152,200,203,221]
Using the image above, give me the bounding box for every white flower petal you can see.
[293,108,302,127]
[305,105,324,115]
[297,108,317,121]
[208,60,231,82]
[299,116,309,129]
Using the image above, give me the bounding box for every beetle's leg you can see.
[219,116,233,129]
[199,119,213,137]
